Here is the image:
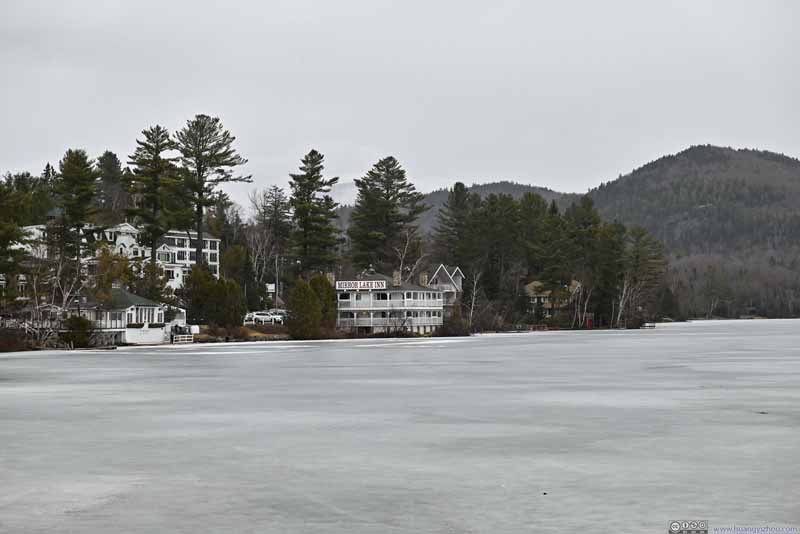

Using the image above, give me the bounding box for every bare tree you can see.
[393,227,427,283]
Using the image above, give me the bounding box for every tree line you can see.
[0,113,668,346]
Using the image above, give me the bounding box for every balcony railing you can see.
[338,299,442,310]
[337,316,443,328]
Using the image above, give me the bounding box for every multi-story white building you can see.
[336,271,445,335]
[19,223,221,290]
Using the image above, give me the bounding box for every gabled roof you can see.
[429,264,464,288]
[110,222,139,234]
[108,289,161,309]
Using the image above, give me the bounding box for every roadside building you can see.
[336,270,445,335]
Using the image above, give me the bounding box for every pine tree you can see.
[0,180,28,308]
[96,151,129,224]
[128,125,179,283]
[309,273,336,330]
[347,156,427,273]
[52,149,98,289]
[432,182,481,267]
[288,150,340,274]
[286,278,322,340]
[174,114,250,266]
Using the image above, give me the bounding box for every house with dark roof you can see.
[65,288,186,345]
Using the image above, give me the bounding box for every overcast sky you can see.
[2,0,798,207]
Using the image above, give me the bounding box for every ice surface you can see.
[1,320,799,533]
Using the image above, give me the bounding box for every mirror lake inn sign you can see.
[335,280,388,291]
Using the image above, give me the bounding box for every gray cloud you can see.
[2,0,798,207]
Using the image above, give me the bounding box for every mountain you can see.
[588,145,800,317]
[589,145,800,256]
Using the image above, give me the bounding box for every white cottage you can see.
[69,288,185,345]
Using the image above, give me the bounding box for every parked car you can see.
[244,311,283,325]
[268,309,287,321]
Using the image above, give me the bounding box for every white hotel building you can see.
[19,222,221,290]
[336,271,445,335]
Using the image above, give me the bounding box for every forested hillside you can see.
[589,145,800,318]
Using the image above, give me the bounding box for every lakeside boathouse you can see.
[336,270,446,335]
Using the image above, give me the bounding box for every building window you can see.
[190,239,199,250]
[165,237,176,247]
[210,264,218,275]
[176,238,186,248]
[209,253,218,263]
[375,293,388,301]
[189,251,196,262]
[177,250,187,261]
[338,293,350,300]
[165,269,175,280]
[132,248,139,257]
[157,251,172,262]
[210,241,218,251]
[405,292,412,299]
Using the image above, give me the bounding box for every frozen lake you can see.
[1,320,799,533]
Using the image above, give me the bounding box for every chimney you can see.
[419,271,429,287]
[392,270,401,287]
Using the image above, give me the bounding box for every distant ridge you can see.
[336,145,800,316]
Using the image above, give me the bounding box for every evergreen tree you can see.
[213,278,247,328]
[518,192,549,276]
[347,156,427,273]
[309,273,337,330]
[178,266,244,327]
[433,182,480,265]
[128,125,180,278]
[52,149,98,290]
[288,150,340,274]
[221,244,263,311]
[2,171,55,226]
[96,151,129,224]
[0,180,28,308]
[42,162,57,182]
[286,278,322,339]
[174,114,250,266]
[206,193,244,251]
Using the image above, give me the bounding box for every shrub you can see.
[178,266,247,328]
[435,306,471,337]
[61,316,94,348]
[309,274,337,329]
[287,278,322,340]
[126,323,144,329]
[0,328,29,352]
